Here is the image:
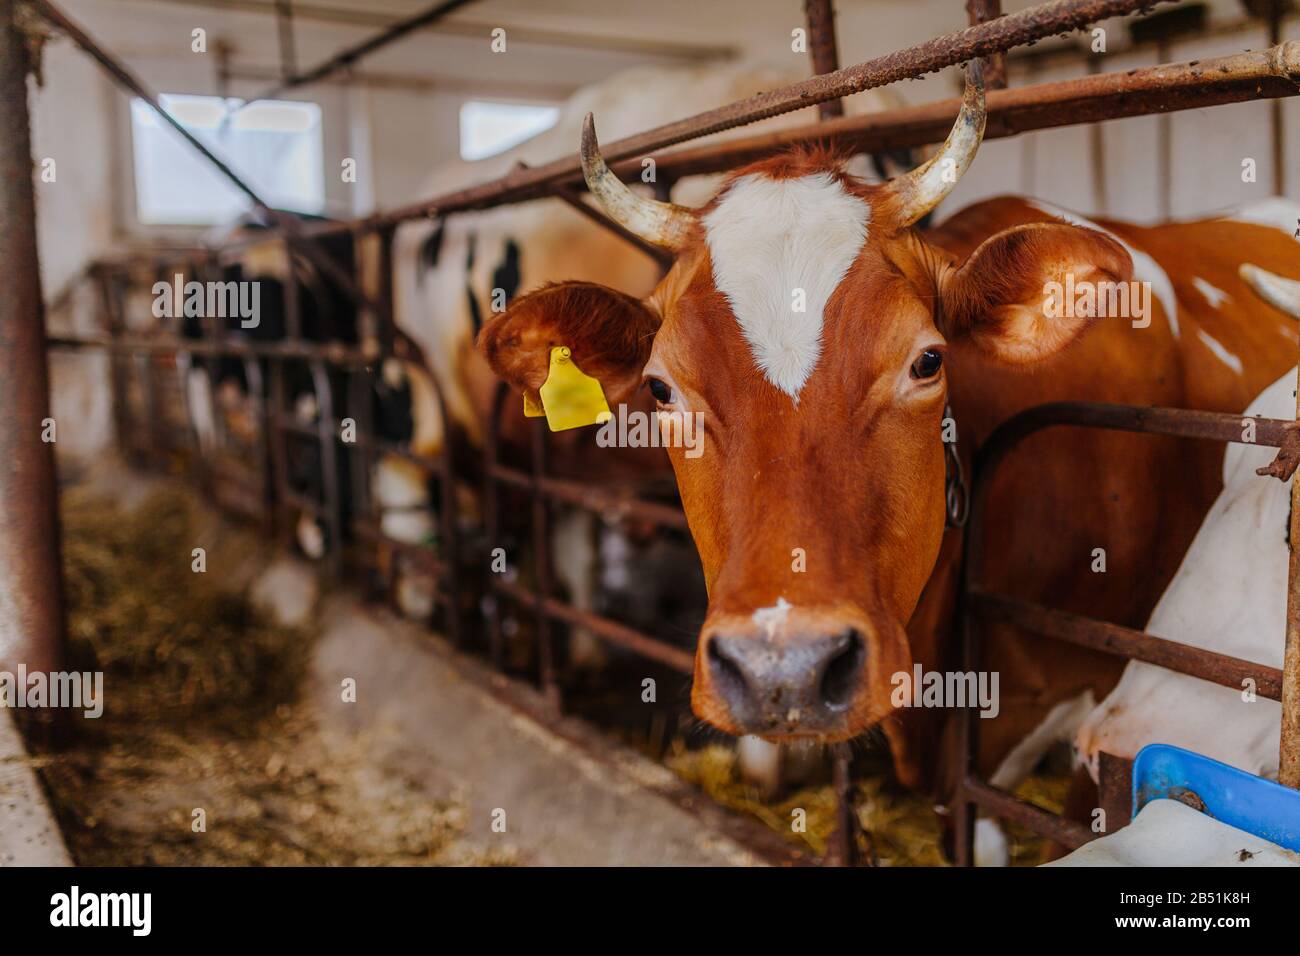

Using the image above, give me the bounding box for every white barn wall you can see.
[29,39,116,299]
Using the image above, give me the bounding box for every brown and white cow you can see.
[478,62,1300,805]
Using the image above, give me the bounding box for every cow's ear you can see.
[937,222,1132,365]
[477,281,661,406]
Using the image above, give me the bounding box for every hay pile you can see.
[665,743,949,866]
[666,741,1072,866]
[39,485,509,866]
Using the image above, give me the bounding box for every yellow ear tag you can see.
[536,346,611,432]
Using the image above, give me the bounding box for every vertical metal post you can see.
[803,0,843,119]
[0,0,67,708]
[1156,38,1172,221]
[1268,0,1286,198]
[966,0,1007,89]
[274,0,298,81]
[1087,57,1108,215]
[484,383,508,669]
[434,386,463,645]
[531,420,560,709]
[310,360,343,578]
[1280,363,1300,788]
[826,743,870,866]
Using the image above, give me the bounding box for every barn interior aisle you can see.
[3,0,1300,895]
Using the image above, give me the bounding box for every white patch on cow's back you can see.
[704,174,870,398]
[1195,328,1243,375]
[989,689,1095,790]
[752,596,793,637]
[1192,276,1229,309]
[1026,200,1181,339]
[1218,197,1300,236]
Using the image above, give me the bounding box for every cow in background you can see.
[178,213,382,560]
[1074,265,1300,784]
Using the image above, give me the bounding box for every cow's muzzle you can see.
[698,624,865,737]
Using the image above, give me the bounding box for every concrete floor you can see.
[305,583,763,865]
[0,710,72,866]
[10,459,770,866]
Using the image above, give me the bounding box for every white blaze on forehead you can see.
[704,173,870,398]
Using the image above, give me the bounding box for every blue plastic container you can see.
[1132,744,1300,852]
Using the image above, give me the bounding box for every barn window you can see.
[458,100,560,161]
[130,94,324,226]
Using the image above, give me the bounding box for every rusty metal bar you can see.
[825,743,865,866]
[235,0,479,112]
[0,0,66,702]
[489,465,690,531]
[493,579,694,674]
[966,0,1008,89]
[67,40,1297,265]
[309,360,343,577]
[1098,751,1134,832]
[1267,0,1287,197]
[48,333,374,364]
[274,0,298,81]
[804,0,844,119]
[36,0,271,212]
[961,778,1094,850]
[483,383,509,669]
[1284,392,1300,785]
[37,1,376,313]
[363,0,1172,227]
[628,43,1300,184]
[971,590,1285,700]
[546,182,674,270]
[530,422,560,709]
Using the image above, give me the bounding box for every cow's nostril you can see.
[707,636,749,704]
[820,629,865,710]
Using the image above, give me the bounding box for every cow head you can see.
[479,64,1131,741]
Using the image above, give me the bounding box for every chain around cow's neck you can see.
[944,400,968,529]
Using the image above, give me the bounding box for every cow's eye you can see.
[647,377,673,403]
[910,349,943,380]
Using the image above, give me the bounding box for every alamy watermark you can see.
[0,666,103,719]
[891,664,999,718]
[152,273,261,328]
[1043,276,1152,329]
[596,404,704,459]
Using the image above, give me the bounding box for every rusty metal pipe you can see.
[624,43,1300,184]
[0,0,66,702]
[235,0,479,114]
[961,777,1094,849]
[493,579,694,674]
[365,0,1172,226]
[77,41,1294,258]
[1283,386,1300,788]
[972,590,1285,700]
[489,465,690,531]
[966,0,1008,89]
[804,0,844,119]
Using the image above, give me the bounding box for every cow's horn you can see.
[1241,263,1300,319]
[580,114,695,251]
[884,60,987,227]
